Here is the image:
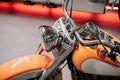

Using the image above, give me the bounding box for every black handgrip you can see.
[112,41,120,54]
[107,41,120,63]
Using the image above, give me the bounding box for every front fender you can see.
[0,54,53,80]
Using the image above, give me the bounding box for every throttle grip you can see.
[108,41,120,63]
[112,41,120,54]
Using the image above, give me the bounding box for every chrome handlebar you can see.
[38,0,120,63]
[62,0,120,63]
[63,0,116,48]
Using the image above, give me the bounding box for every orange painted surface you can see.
[0,54,53,80]
[0,2,119,28]
[72,32,120,72]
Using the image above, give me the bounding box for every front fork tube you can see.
[39,45,74,80]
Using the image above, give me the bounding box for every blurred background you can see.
[0,0,120,80]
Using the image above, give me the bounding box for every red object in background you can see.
[0,2,119,28]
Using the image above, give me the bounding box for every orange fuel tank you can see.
[72,32,120,76]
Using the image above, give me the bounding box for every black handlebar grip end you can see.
[113,41,120,54]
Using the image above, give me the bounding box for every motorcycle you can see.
[0,0,120,80]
